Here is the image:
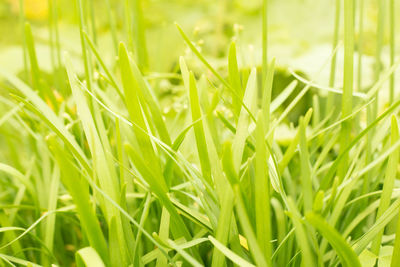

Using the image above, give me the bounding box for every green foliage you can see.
[0,0,399,266]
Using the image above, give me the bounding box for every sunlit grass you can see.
[0,0,399,266]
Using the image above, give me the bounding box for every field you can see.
[0,0,399,266]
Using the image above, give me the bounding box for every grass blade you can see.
[339,0,354,181]
[187,71,212,185]
[306,212,361,267]
[255,111,272,266]
[371,116,399,254]
[75,247,106,267]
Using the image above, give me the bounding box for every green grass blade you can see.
[305,212,361,267]
[83,32,124,99]
[24,23,57,108]
[119,42,171,146]
[262,0,268,86]
[167,239,202,267]
[42,165,60,263]
[326,0,340,113]
[209,235,256,267]
[255,111,272,266]
[187,71,212,185]
[287,197,315,267]
[24,23,41,94]
[233,185,268,267]
[0,68,92,173]
[353,198,400,254]
[391,202,400,267]
[270,80,298,113]
[175,23,255,122]
[228,42,243,118]
[211,188,234,267]
[339,0,355,181]
[299,115,313,212]
[389,0,395,103]
[261,58,275,129]
[131,0,148,71]
[49,139,109,265]
[371,116,399,255]
[75,247,106,267]
[156,208,170,267]
[232,68,257,173]
[124,144,202,261]
[65,53,120,212]
[321,98,400,189]
[278,108,313,173]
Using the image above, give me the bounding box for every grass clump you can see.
[0,0,399,266]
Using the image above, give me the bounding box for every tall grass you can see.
[0,0,399,266]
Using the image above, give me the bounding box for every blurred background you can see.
[0,0,399,103]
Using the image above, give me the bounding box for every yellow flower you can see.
[7,0,48,20]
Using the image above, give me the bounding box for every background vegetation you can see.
[0,0,400,266]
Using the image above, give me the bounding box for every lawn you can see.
[0,0,399,266]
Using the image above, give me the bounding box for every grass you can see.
[0,0,399,266]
